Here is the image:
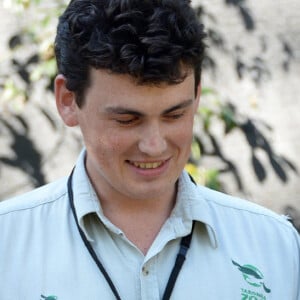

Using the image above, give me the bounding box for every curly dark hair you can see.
[55,0,206,107]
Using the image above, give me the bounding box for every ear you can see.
[55,74,79,127]
[193,82,201,113]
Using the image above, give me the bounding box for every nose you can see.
[138,123,167,156]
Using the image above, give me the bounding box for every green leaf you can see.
[220,104,238,133]
[191,138,202,161]
[205,169,221,191]
[201,87,216,95]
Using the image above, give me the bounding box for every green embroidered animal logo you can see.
[232,260,271,294]
[40,295,58,300]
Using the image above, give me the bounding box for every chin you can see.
[134,181,176,201]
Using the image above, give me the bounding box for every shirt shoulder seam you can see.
[205,195,293,229]
[0,190,68,217]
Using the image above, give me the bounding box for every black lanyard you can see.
[67,169,195,300]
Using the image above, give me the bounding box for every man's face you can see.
[59,68,200,203]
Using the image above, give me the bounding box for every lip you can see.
[126,158,170,177]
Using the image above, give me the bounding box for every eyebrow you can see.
[105,99,194,116]
[105,107,143,116]
[162,99,193,114]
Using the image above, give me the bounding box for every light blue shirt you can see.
[0,150,299,300]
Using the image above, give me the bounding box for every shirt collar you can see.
[71,149,218,247]
[170,171,218,248]
[71,149,102,241]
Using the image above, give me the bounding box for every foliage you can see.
[1,0,66,113]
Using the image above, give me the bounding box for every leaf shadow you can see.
[0,118,46,187]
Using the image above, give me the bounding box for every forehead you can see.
[86,68,196,111]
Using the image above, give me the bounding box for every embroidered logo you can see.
[232,260,271,299]
[40,295,58,300]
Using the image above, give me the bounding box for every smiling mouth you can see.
[128,161,164,169]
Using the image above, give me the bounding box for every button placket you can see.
[140,259,160,300]
[142,266,149,276]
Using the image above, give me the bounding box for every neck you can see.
[104,192,177,255]
[90,178,177,255]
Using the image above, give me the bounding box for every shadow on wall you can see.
[225,0,255,31]
[196,0,295,82]
[0,117,45,187]
[191,101,298,193]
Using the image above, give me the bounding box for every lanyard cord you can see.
[67,169,195,300]
[162,220,195,300]
[68,170,121,300]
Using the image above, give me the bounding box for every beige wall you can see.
[192,0,300,214]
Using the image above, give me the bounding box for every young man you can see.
[0,1,299,299]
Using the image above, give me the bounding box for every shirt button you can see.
[142,266,149,276]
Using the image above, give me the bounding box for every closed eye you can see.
[164,111,185,120]
[114,115,140,125]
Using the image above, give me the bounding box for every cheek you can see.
[171,122,194,158]
[173,120,194,143]
[94,130,134,155]
[86,137,120,171]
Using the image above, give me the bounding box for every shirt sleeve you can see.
[290,225,300,300]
